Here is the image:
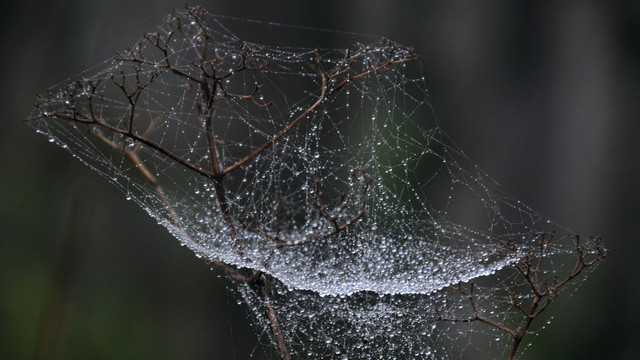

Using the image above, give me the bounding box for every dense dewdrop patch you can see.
[26,8,543,296]
[27,6,605,359]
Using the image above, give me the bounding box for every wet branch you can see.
[26,6,419,360]
[429,232,607,359]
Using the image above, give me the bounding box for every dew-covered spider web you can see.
[27,6,605,359]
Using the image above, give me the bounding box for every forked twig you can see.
[26,7,420,360]
[429,232,607,359]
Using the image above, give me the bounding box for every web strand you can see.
[26,6,606,359]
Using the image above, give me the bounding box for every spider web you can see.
[26,6,604,359]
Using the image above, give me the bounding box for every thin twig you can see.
[430,232,606,360]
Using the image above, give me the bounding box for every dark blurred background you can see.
[1,1,638,359]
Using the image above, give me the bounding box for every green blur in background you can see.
[2,1,639,359]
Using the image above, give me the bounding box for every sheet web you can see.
[27,6,605,359]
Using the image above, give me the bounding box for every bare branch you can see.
[27,9,428,360]
[429,232,607,360]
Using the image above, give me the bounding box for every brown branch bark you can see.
[430,232,606,360]
[27,8,422,360]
